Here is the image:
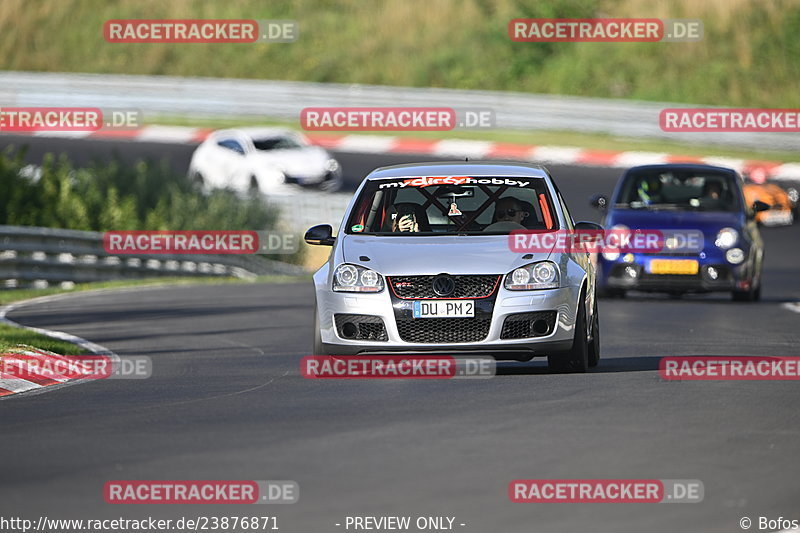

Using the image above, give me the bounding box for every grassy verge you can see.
[0,327,86,355]
[154,114,800,163]
[2,0,798,108]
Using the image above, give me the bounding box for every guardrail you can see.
[0,225,306,289]
[266,191,353,233]
[0,71,794,151]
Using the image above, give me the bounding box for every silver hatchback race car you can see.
[305,162,600,372]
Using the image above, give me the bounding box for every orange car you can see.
[743,181,794,226]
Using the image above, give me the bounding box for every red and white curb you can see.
[0,346,110,396]
[6,126,800,180]
[0,292,119,399]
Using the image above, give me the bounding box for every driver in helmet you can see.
[637,176,663,205]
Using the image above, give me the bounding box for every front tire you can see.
[588,295,600,368]
[548,290,589,373]
[732,276,761,302]
[248,175,261,196]
[598,286,626,299]
[313,303,327,355]
[318,173,343,193]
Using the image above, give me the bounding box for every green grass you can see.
[1,0,798,107]
[155,114,800,163]
[0,327,86,355]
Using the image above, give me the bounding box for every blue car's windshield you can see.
[616,170,740,212]
[345,176,559,235]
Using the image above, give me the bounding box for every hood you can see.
[341,235,554,276]
[608,209,743,231]
[252,146,330,177]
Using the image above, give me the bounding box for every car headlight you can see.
[788,187,799,204]
[726,248,745,264]
[325,159,340,172]
[602,224,628,261]
[504,261,560,290]
[333,264,384,292]
[715,227,738,249]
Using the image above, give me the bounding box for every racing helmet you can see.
[637,176,663,204]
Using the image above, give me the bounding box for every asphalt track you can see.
[2,135,800,532]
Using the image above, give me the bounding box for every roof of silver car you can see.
[366,161,551,180]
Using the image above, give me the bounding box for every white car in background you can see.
[188,128,343,194]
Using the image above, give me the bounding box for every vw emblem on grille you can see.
[432,275,456,297]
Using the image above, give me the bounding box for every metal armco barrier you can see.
[0,71,795,151]
[0,225,306,289]
[266,190,353,233]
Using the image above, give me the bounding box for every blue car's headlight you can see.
[726,248,745,264]
[333,264,384,292]
[505,261,560,290]
[715,227,738,249]
[602,224,628,261]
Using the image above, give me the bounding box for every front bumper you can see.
[284,169,341,186]
[599,253,752,293]
[315,285,580,360]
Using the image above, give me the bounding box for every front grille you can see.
[500,311,557,339]
[395,317,491,343]
[334,314,388,341]
[638,273,702,284]
[389,275,500,299]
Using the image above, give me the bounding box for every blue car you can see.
[592,164,767,301]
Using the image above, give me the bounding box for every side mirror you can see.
[304,224,335,246]
[575,221,603,231]
[752,200,771,213]
[590,194,609,210]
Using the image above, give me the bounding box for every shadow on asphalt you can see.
[600,294,791,304]
[496,355,661,376]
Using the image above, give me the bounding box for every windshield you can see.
[616,169,740,212]
[345,176,558,235]
[252,136,304,151]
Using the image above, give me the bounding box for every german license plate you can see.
[649,259,699,275]
[413,300,474,318]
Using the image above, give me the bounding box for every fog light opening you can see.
[726,248,745,265]
[532,320,550,336]
[624,266,638,278]
[341,322,358,339]
[706,266,719,280]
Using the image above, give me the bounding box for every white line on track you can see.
[781,301,800,314]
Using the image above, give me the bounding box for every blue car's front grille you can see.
[648,251,700,257]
